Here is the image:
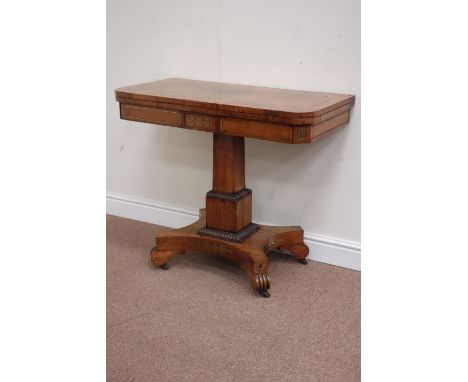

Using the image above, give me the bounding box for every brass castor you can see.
[259,289,270,298]
[160,263,170,270]
[299,258,308,265]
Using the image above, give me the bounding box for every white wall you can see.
[107,0,360,243]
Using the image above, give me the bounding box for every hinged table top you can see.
[116,78,354,144]
[116,78,353,119]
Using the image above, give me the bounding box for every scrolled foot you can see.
[150,246,182,267]
[279,243,310,262]
[255,273,271,290]
[259,289,270,298]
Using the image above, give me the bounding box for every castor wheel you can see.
[299,258,308,265]
[259,289,270,298]
[160,263,170,270]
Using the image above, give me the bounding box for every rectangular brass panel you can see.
[184,113,218,132]
[293,126,311,144]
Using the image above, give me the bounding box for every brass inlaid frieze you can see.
[185,114,213,130]
[296,127,308,143]
[198,241,233,253]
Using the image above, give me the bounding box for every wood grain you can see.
[207,134,252,233]
[120,104,181,126]
[206,192,252,232]
[116,78,354,122]
[115,78,354,295]
[212,134,245,193]
[220,119,292,143]
[117,78,355,144]
[116,94,350,125]
[151,209,309,292]
[311,111,350,139]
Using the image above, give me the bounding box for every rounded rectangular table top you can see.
[116,78,355,144]
[116,78,354,121]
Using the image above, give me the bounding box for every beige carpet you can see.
[107,215,360,382]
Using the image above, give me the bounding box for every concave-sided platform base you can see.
[150,209,309,297]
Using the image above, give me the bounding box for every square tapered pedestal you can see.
[116,78,354,297]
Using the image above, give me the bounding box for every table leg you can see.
[150,209,308,297]
[150,133,309,297]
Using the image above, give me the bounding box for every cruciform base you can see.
[150,209,309,297]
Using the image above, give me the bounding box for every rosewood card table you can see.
[115,78,354,297]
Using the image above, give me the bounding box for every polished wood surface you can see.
[116,78,354,118]
[207,134,252,233]
[116,78,355,142]
[151,209,309,292]
[206,194,252,232]
[115,78,354,296]
[212,134,245,193]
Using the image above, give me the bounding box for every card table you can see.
[116,78,354,297]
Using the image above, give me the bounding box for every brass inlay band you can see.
[198,241,232,253]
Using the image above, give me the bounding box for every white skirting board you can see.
[106,193,361,271]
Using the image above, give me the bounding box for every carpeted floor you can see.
[107,214,360,382]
